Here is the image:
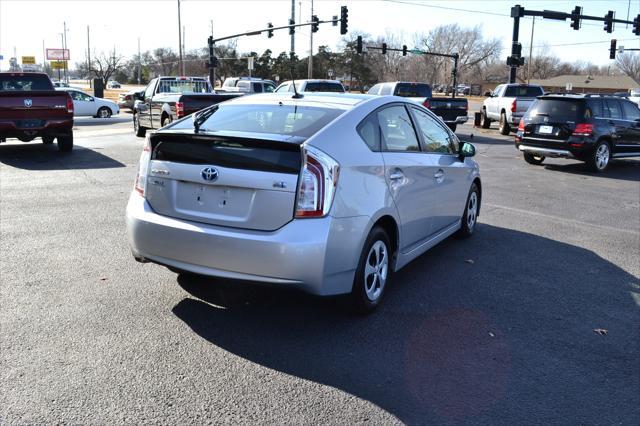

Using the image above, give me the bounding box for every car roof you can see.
[539,93,620,100]
[225,92,376,110]
[278,79,343,85]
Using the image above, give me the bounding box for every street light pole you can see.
[177,0,184,75]
[308,0,314,78]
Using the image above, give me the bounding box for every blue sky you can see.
[1,0,639,69]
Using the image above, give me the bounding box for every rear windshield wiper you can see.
[193,105,218,133]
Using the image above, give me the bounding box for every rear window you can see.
[504,85,544,97]
[394,83,432,98]
[0,74,53,91]
[302,82,344,93]
[157,79,210,94]
[528,99,583,121]
[198,104,343,138]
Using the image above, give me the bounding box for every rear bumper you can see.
[126,192,369,296]
[439,115,469,124]
[0,118,73,139]
[518,144,574,158]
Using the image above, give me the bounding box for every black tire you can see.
[97,107,112,119]
[587,140,611,173]
[42,136,54,145]
[499,112,510,135]
[348,226,393,314]
[447,123,457,133]
[523,152,545,165]
[161,115,173,127]
[133,113,146,138]
[457,182,480,238]
[480,110,491,129]
[57,133,73,152]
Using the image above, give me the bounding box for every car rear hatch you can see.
[144,131,303,231]
[0,91,71,124]
[522,98,583,147]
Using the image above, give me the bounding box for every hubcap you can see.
[100,109,109,118]
[595,144,609,170]
[364,240,388,302]
[467,191,478,230]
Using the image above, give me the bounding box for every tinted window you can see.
[621,101,640,120]
[394,83,432,98]
[377,105,420,152]
[265,84,275,93]
[357,113,380,151]
[528,99,582,121]
[0,74,53,91]
[303,82,344,93]
[380,84,393,95]
[252,83,263,93]
[411,107,455,154]
[504,85,544,97]
[198,104,343,138]
[604,100,622,119]
[585,99,603,118]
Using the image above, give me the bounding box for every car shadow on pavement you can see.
[0,142,125,170]
[72,117,131,127]
[172,224,639,424]
[459,131,514,146]
[540,159,640,182]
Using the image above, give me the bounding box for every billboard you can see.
[50,60,67,70]
[46,48,70,60]
[22,56,36,64]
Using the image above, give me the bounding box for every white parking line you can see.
[485,203,640,236]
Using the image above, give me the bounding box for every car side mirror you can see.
[459,142,476,159]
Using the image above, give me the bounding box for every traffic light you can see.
[340,6,348,35]
[570,6,582,30]
[356,36,363,54]
[402,45,407,56]
[289,19,295,35]
[633,15,640,36]
[604,10,615,33]
[311,15,319,33]
[610,39,617,59]
[267,23,274,38]
[513,42,522,57]
[381,43,387,54]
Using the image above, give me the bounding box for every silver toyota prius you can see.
[126,92,481,312]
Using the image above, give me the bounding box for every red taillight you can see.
[572,123,593,136]
[518,118,524,132]
[511,99,517,113]
[66,94,74,114]
[175,102,185,118]
[423,99,431,109]
[295,147,340,218]
[125,95,131,100]
[134,137,152,197]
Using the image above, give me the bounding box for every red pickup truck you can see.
[0,72,75,152]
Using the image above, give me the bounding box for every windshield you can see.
[198,104,344,137]
[303,82,344,93]
[394,83,432,98]
[527,98,583,121]
[504,85,544,97]
[157,79,210,94]
[0,74,54,91]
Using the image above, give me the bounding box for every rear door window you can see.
[604,100,622,119]
[377,105,420,152]
[621,100,640,120]
[252,83,263,93]
[585,99,603,118]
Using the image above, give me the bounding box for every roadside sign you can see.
[22,56,36,65]
[46,48,70,60]
[247,56,254,70]
[565,83,573,91]
[50,60,67,70]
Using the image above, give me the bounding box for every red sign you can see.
[46,48,70,60]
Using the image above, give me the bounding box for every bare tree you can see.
[616,52,640,83]
[92,50,125,86]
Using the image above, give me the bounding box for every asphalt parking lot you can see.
[1,114,639,424]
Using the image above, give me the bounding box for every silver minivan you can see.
[126,93,481,312]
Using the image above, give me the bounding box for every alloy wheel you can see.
[595,144,610,170]
[467,191,478,230]
[364,240,388,302]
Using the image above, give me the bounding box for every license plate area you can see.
[175,182,253,218]
[538,125,554,135]
[16,119,45,129]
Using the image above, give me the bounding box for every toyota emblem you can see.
[201,167,218,182]
[24,99,33,108]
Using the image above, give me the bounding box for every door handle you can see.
[434,169,444,180]
[389,171,404,181]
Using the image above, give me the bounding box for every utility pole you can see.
[177,0,184,75]
[42,40,46,73]
[137,37,141,84]
[308,0,314,78]
[87,26,91,85]
[58,33,63,81]
[290,0,295,54]
[527,16,535,84]
[63,22,68,82]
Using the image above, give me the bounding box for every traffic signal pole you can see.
[509,9,521,84]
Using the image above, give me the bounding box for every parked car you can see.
[126,93,481,313]
[481,83,544,135]
[118,89,144,110]
[133,76,242,137]
[367,82,468,132]
[515,93,640,172]
[0,72,74,151]
[107,81,121,89]
[275,79,345,93]
[57,88,119,118]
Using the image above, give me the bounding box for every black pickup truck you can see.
[368,81,468,131]
[133,76,242,137]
